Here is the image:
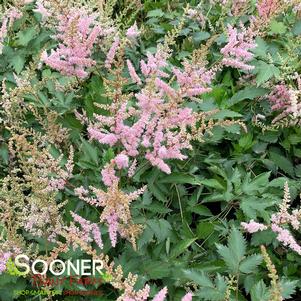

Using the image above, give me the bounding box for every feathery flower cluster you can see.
[0,252,10,274]
[105,37,120,69]
[241,182,301,255]
[257,0,282,20]
[69,211,103,249]
[41,8,109,78]
[221,24,256,71]
[0,7,22,54]
[241,219,267,233]
[33,0,51,20]
[118,285,192,301]
[89,46,216,183]
[126,22,140,40]
[268,83,301,122]
[268,84,292,111]
[22,202,64,242]
[260,245,283,301]
[74,184,146,248]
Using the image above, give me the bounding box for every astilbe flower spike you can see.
[0,252,11,274]
[241,182,301,255]
[74,183,146,248]
[69,211,103,249]
[42,8,105,78]
[181,292,193,301]
[88,45,219,183]
[257,0,282,20]
[267,82,301,123]
[221,24,256,71]
[0,7,23,54]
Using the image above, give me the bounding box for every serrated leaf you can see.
[227,87,268,106]
[270,20,287,34]
[216,227,246,273]
[10,55,25,74]
[250,280,270,301]
[280,279,298,298]
[147,219,171,242]
[254,61,280,86]
[200,179,225,191]
[16,27,37,46]
[183,270,214,287]
[239,254,262,274]
[270,152,294,177]
[147,9,164,18]
[170,238,196,258]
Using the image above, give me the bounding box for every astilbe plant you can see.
[74,183,146,248]
[41,7,113,78]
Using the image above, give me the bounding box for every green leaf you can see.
[196,274,227,301]
[250,280,270,301]
[280,279,298,298]
[16,27,37,46]
[147,219,172,242]
[211,110,242,119]
[254,61,280,86]
[147,9,164,18]
[241,172,271,195]
[183,270,214,287]
[197,222,214,239]
[170,238,196,258]
[270,151,295,176]
[159,173,202,185]
[193,31,210,43]
[10,55,25,74]
[239,254,262,274]
[188,204,213,217]
[270,20,287,34]
[200,179,225,191]
[292,20,301,35]
[227,87,268,107]
[216,227,246,273]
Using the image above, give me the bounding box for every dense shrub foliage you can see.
[1,0,301,300]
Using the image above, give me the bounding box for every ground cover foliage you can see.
[1,0,301,300]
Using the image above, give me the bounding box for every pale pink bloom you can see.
[33,0,51,20]
[152,287,168,301]
[271,224,301,255]
[126,22,140,39]
[173,61,214,98]
[140,49,169,78]
[101,164,119,186]
[155,78,177,98]
[181,292,193,301]
[42,8,103,78]
[221,24,256,71]
[0,252,11,274]
[71,211,103,249]
[0,7,22,54]
[105,37,120,69]
[7,8,23,24]
[92,224,103,249]
[268,84,291,111]
[127,59,142,85]
[257,0,279,20]
[241,220,267,233]
[46,178,66,192]
[88,127,118,146]
[128,159,137,177]
[106,212,119,247]
[114,154,129,169]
